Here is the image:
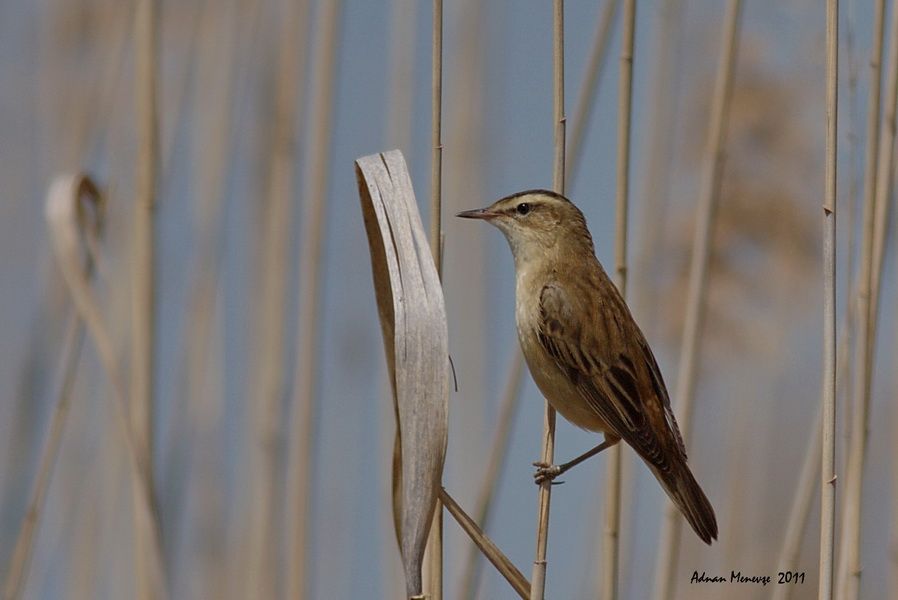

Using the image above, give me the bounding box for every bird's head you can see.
[457,189,594,265]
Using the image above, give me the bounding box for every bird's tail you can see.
[653,460,718,545]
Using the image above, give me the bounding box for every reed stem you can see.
[530,3,564,598]
[285,2,342,597]
[603,2,635,598]
[424,2,445,598]
[838,0,896,597]
[133,1,161,597]
[819,1,839,599]
[652,2,741,598]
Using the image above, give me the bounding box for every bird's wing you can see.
[537,280,686,473]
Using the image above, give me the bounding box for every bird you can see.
[457,189,718,545]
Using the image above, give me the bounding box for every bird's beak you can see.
[456,208,498,220]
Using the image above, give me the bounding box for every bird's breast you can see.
[513,276,610,433]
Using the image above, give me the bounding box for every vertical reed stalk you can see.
[866,5,898,410]
[602,2,635,598]
[869,58,898,325]
[133,0,158,477]
[133,1,160,597]
[838,2,897,597]
[820,2,839,599]
[245,1,309,597]
[530,408,556,600]
[567,0,619,187]
[424,2,445,598]
[531,4,564,598]
[430,0,443,266]
[835,0,861,487]
[652,2,741,598]
[424,513,443,600]
[285,1,342,597]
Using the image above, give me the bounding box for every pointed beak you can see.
[456,208,498,220]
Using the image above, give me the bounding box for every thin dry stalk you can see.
[820,1,839,599]
[424,2,445,598]
[285,1,342,597]
[865,6,898,428]
[530,3,564,598]
[853,0,885,302]
[612,0,635,297]
[869,68,898,324]
[439,489,530,599]
[567,0,619,186]
[836,0,862,484]
[457,352,524,600]
[179,1,250,596]
[244,1,310,597]
[430,0,443,267]
[603,2,635,598]
[838,1,895,597]
[424,512,443,600]
[530,408,556,599]
[652,2,741,598]
[132,2,161,596]
[3,315,85,600]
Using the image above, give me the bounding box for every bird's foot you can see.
[532,461,565,485]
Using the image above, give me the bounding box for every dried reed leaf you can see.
[2,177,103,600]
[45,173,167,599]
[355,150,449,598]
[45,176,111,367]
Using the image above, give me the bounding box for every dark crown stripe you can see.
[499,189,572,204]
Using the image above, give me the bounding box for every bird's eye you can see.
[516,203,531,215]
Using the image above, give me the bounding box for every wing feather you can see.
[537,279,683,473]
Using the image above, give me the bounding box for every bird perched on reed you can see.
[458,189,717,544]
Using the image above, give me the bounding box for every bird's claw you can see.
[532,461,564,485]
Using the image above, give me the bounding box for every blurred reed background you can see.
[0,0,896,599]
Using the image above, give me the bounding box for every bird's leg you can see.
[533,436,620,484]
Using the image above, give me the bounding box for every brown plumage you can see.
[458,189,718,545]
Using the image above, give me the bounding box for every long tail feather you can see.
[654,461,718,545]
